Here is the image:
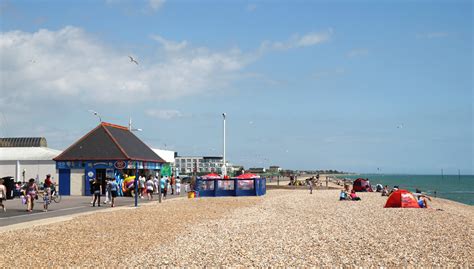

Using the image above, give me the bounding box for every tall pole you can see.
[222,113,227,177]
[129,117,132,131]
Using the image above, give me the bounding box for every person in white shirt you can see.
[175,177,181,195]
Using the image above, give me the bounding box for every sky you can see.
[0,0,472,174]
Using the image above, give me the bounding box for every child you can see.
[349,190,361,201]
[43,189,50,212]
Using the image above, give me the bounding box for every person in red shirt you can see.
[43,174,53,211]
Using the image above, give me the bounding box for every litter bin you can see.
[1,176,15,199]
[187,191,195,198]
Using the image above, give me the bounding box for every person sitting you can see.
[339,190,350,201]
[381,185,389,196]
[349,190,361,201]
[389,185,399,194]
[417,194,431,208]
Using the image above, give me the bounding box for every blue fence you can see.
[195,178,266,197]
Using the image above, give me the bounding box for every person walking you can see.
[0,179,7,212]
[138,175,146,199]
[25,178,39,212]
[110,178,118,207]
[91,179,102,207]
[160,176,167,199]
[104,178,112,205]
[146,176,154,200]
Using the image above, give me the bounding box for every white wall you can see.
[0,160,58,182]
[70,169,84,196]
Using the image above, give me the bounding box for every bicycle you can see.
[38,187,61,203]
[50,187,61,203]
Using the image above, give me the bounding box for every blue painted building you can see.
[53,122,165,196]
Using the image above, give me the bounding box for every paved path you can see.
[0,193,186,227]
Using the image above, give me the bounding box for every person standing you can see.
[175,176,181,195]
[170,174,175,195]
[0,179,7,212]
[92,179,102,207]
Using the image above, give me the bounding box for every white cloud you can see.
[150,34,187,51]
[0,26,251,107]
[347,48,369,58]
[416,32,450,39]
[146,109,182,120]
[149,0,165,10]
[259,28,332,52]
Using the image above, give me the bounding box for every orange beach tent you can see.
[384,189,420,208]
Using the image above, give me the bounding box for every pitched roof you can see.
[0,137,47,147]
[0,147,62,161]
[53,122,165,163]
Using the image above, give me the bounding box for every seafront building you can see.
[175,156,223,174]
[53,122,165,195]
[0,137,61,182]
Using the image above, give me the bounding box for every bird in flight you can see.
[128,56,139,65]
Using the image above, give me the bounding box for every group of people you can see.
[339,187,361,201]
[0,175,57,213]
[89,174,184,207]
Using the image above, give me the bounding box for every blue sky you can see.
[0,0,472,174]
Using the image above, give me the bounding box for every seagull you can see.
[128,55,139,65]
[397,124,404,129]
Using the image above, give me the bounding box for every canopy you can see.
[236,173,260,179]
[202,173,221,179]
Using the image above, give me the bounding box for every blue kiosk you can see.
[53,122,165,196]
[195,174,266,197]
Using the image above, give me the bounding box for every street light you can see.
[128,117,143,132]
[222,112,227,177]
[88,110,102,123]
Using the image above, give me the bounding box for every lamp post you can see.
[222,112,227,177]
[129,117,143,132]
[88,110,102,123]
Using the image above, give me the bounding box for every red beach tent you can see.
[384,189,420,208]
[353,178,372,192]
[236,173,260,179]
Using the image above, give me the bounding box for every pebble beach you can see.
[1,188,473,267]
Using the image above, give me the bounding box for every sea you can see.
[340,174,474,206]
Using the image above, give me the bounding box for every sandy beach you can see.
[1,187,472,267]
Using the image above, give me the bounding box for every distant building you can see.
[175,156,225,174]
[247,167,266,174]
[0,137,61,182]
[268,166,282,172]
